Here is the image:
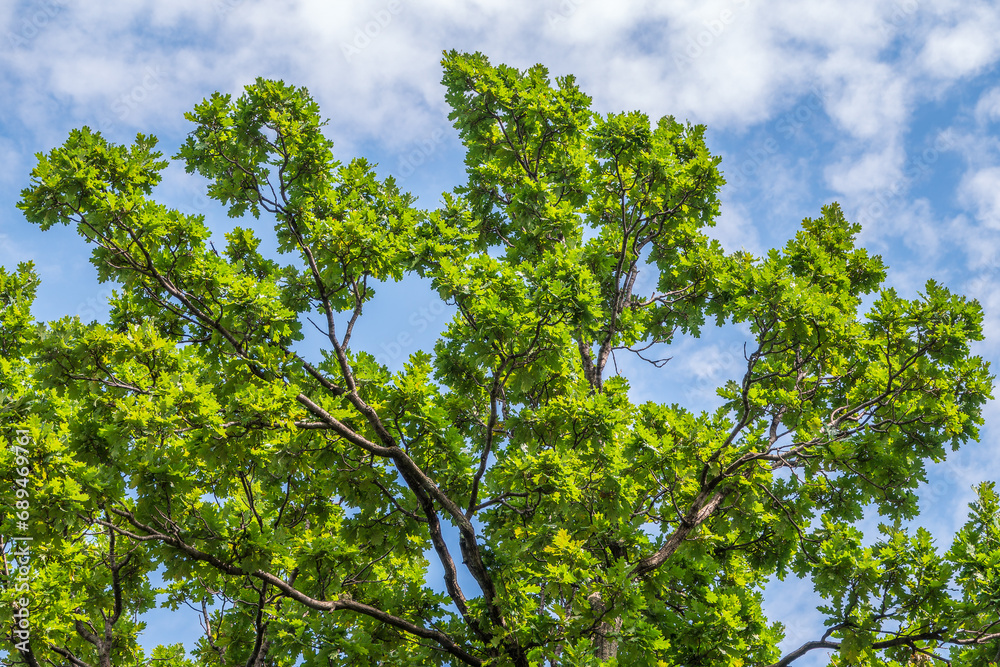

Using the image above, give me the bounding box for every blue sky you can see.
[3,0,1000,662]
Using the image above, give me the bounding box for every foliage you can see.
[2,52,998,666]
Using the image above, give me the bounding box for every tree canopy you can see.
[2,50,998,667]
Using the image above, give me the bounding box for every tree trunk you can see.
[587,591,622,661]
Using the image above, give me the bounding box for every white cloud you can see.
[710,202,763,254]
[818,56,909,141]
[860,196,942,256]
[959,166,1000,228]
[963,246,1000,347]
[974,87,1000,125]
[949,214,1000,272]
[918,10,1000,80]
[0,0,979,167]
[544,0,652,45]
[0,0,991,146]
[826,143,904,199]
[772,0,887,52]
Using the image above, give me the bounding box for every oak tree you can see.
[2,51,999,666]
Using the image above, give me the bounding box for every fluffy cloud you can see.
[959,166,1000,228]
[974,86,1000,124]
[918,8,1000,80]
